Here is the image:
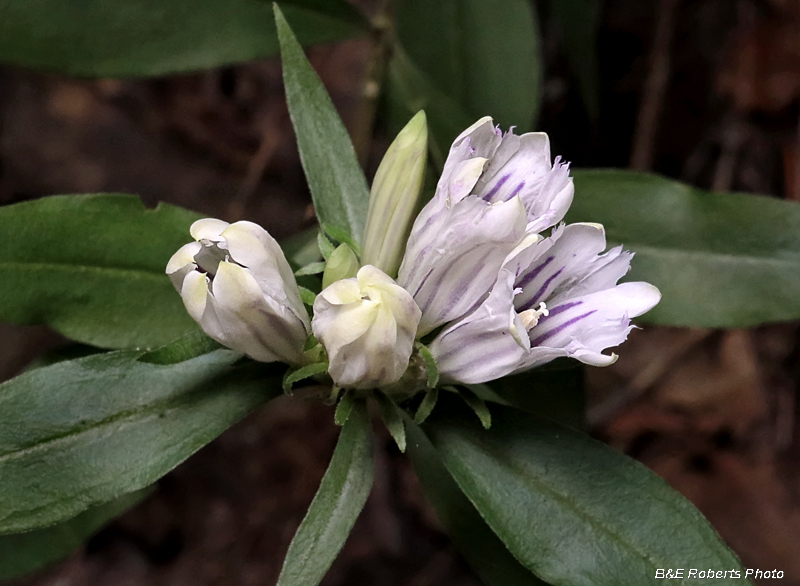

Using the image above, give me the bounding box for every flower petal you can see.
[180,270,211,325]
[436,117,500,205]
[474,132,551,202]
[166,241,202,291]
[212,261,308,364]
[526,159,574,233]
[317,277,362,306]
[525,281,661,367]
[398,195,528,335]
[472,132,573,231]
[512,223,633,312]
[313,290,378,348]
[429,270,529,384]
[190,218,230,242]
[221,220,309,330]
[312,266,421,389]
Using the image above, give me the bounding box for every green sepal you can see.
[374,391,407,452]
[283,362,329,394]
[327,385,343,406]
[317,230,336,261]
[449,386,492,429]
[323,224,362,256]
[301,335,326,365]
[334,390,355,426]
[294,261,327,277]
[416,342,439,388]
[303,334,320,352]
[465,383,512,407]
[414,386,439,425]
[299,286,318,306]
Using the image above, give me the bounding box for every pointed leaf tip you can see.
[276,401,373,586]
[276,0,370,247]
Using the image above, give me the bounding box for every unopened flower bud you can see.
[166,218,310,365]
[312,265,422,389]
[322,243,360,289]
[361,111,428,277]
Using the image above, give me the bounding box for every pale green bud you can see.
[322,243,360,289]
[362,110,428,277]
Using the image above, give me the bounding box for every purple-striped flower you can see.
[397,117,574,336]
[428,223,661,384]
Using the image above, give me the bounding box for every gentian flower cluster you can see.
[167,114,660,395]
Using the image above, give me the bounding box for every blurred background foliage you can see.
[1,0,800,584]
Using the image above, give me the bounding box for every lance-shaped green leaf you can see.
[395,0,541,131]
[486,359,586,431]
[386,48,474,169]
[406,421,548,586]
[389,0,541,166]
[0,0,367,77]
[276,401,373,586]
[276,5,370,246]
[0,194,202,349]
[569,170,800,328]
[551,0,602,119]
[422,398,749,586]
[0,488,151,581]
[0,347,282,534]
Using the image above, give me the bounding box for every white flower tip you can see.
[190,218,230,242]
[617,282,662,318]
[453,116,495,146]
[166,241,202,275]
[571,347,619,368]
[576,222,605,233]
[220,220,267,241]
[637,282,662,313]
[509,322,526,349]
[180,270,210,322]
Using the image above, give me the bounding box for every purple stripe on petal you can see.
[519,267,564,311]
[517,255,554,288]
[431,248,493,314]
[482,173,511,201]
[542,300,583,319]
[530,309,597,347]
[412,267,436,298]
[506,181,525,201]
[437,331,510,361]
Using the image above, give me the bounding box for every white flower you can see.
[166,218,310,365]
[428,223,661,384]
[397,117,573,336]
[312,265,422,389]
